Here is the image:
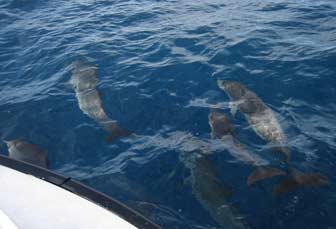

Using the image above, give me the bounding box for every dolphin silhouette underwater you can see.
[70,61,131,142]
[179,150,249,229]
[4,139,48,168]
[217,80,329,194]
[126,130,249,228]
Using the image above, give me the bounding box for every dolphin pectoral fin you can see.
[229,101,238,117]
[105,123,132,143]
[229,100,245,117]
[247,166,286,186]
[273,170,329,195]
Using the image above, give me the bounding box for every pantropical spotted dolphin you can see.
[208,109,285,185]
[4,139,48,168]
[217,80,328,193]
[179,151,248,229]
[70,61,131,142]
[217,80,289,160]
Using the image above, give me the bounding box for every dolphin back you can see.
[71,61,98,92]
[70,60,131,142]
[208,109,235,138]
[189,155,249,229]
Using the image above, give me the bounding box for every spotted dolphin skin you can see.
[208,109,285,185]
[217,80,288,159]
[4,139,48,168]
[70,61,131,142]
[217,80,329,193]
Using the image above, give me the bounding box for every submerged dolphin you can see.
[208,109,285,185]
[179,151,248,229]
[70,61,131,142]
[126,130,248,227]
[4,139,48,168]
[217,80,328,193]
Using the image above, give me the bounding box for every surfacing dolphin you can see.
[179,151,248,229]
[217,80,329,193]
[4,139,48,168]
[70,61,131,142]
[208,109,285,185]
[217,80,289,160]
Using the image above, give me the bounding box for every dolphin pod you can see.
[70,61,131,142]
[2,61,132,165]
[217,80,329,194]
[1,59,330,228]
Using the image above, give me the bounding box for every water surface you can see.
[1,0,336,228]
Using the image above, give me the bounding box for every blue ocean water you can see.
[1,0,336,228]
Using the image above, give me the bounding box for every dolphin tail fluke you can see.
[247,166,286,186]
[273,169,329,195]
[104,122,132,143]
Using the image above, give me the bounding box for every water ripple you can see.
[1,0,336,228]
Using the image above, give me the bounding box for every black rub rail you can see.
[0,154,160,229]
